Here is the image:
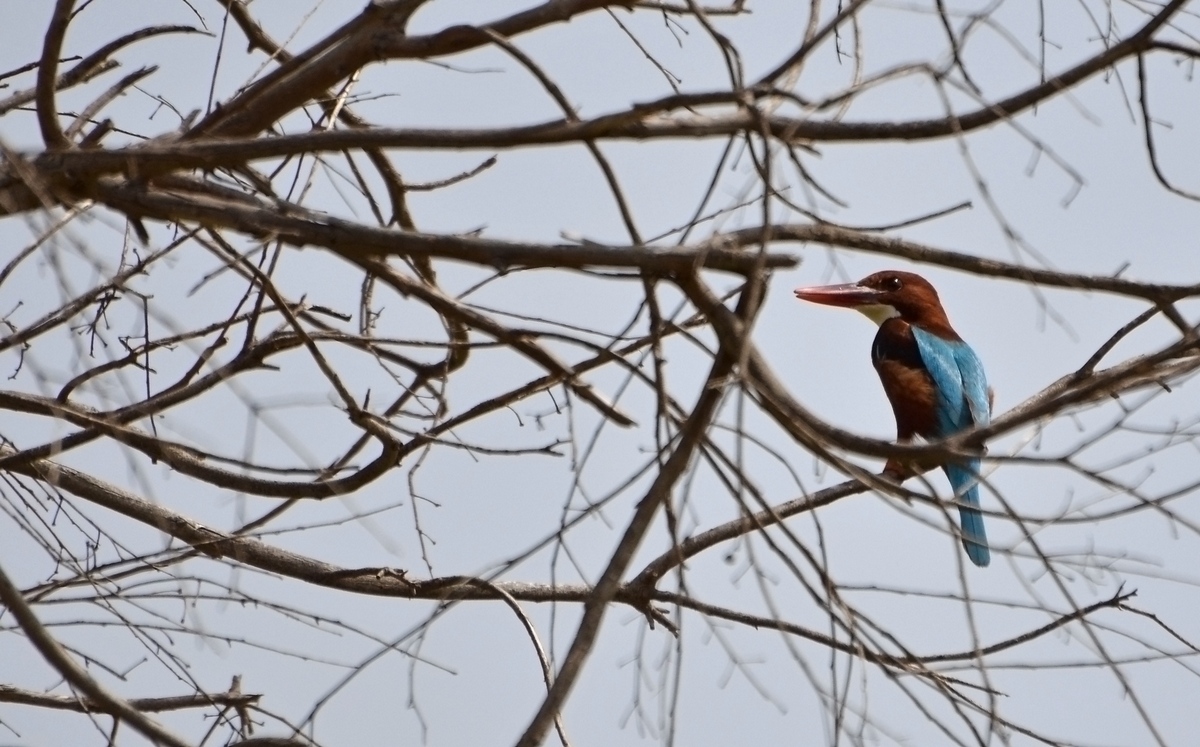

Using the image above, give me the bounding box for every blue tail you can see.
[944,460,990,567]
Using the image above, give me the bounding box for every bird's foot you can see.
[882,459,911,480]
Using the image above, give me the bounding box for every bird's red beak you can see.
[793,282,882,308]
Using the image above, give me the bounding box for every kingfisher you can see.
[794,271,991,567]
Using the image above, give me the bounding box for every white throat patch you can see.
[856,304,900,326]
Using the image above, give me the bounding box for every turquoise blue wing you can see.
[952,342,990,428]
[911,327,991,567]
[910,327,990,433]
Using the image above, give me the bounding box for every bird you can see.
[794,270,992,567]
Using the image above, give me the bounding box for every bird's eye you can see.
[884,276,903,291]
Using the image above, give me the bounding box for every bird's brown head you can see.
[794,271,953,331]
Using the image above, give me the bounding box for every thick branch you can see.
[0,684,260,714]
[85,177,796,275]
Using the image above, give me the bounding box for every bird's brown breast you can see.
[871,319,939,440]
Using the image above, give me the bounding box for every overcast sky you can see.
[3,2,1200,746]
